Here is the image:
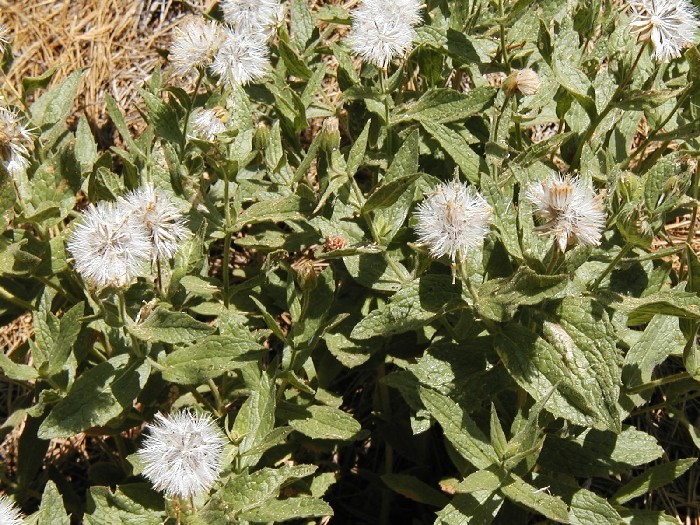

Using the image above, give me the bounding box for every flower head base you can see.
[220,0,284,39]
[67,201,152,289]
[629,0,700,62]
[503,68,540,96]
[211,29,270,86]
[0,106,34,179]
[414,180,492,262]
[347,0,423,68]
[526,175,606,251]
[169,17,225,77]
[0,494,24,525]
[190,107,228,141]
[119,184,191,263]
[138,410,226,500]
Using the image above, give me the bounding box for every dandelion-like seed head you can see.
[119,184,191,263]
[629,0,700,62]
[347,0,423,68]
[210,29,270,85]
[414,180,492,262]
[220,0,284,39]
[138,410,227,500]
[67,201,152,289]
[0,106,34,179]
[0,494,24,525]
[190,107,228,141]
[526,175,606,251]
[169,17,225,77]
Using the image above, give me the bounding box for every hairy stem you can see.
[589,243,632,291]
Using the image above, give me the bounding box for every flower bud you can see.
[321,117,341,152]
[502,68,540,96]
[292,257,318,291]
[253,121,270,151]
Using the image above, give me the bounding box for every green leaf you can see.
[419,387,497,469]
[420,120,481,184]
[106,93,139,152]
[436,492,504,525]
[0,352,38,381]
[233,373,275,469]
[138,88,184,145]
[618,509,681,525]
[36,480,70,525]
[476,268,568,322]
[233,194,314,231]
[392,87,497,125]
[291,0,315,49]
[203,465,317,520]
[75,114,98,173]
[84,484,165,525]
[612,458,696,505]
[22,67,57,98]
[38,355,150,439]
[362,173,420,213]
[540,426,664,477]
[499,474,569,523]
[382,473,450,507]
[278,39,313,80]
[30,69,84,128]
[350,275,464,340]
[569,488,623,525]
[129,307,214,344]
[42,302,84,378]
[239,497,333,522]
[618,290,700,325]
[495,297,621,431]
[346,120,371,178]
[159,335,262,385]
[289,405,362,440]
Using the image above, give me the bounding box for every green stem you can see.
[681,167,700,279]
[117,291,143,358]
[571,44,646,171]
[627,371,690,395]
[381,68,393,157]
[498,0,509,69]
[512,96,523,150]
[545,243,561,274]
[207,379,224,415]
[0,287,34,312]
[363,211,408,281]
[621,89,690,170]
[223,171,232,308]
[181,69,204,154]
[589,243,632,291]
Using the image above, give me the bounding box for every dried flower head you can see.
[220,0,284,39]
[0,494,24,525]
[169,17,225,77]
[67,201,152,288]
[138,410,226,500]
[629,0,700,62]
[190,107,228,141]
[414,180,492,262]
[503,68,540,96]
[0,106,34,179]
[119,184,191,263]
[526,175,606,251]
[211,29,270,85]
[347,0,423,68]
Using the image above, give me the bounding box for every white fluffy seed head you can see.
[414,180,492,262]
[190,107,228,141]
[119,184,191,263]
[0,24,11,47]
[210,29,270,85]
[169,17,225,77]
[67,201,152,289]
[220,0,284,39]
[526,175,607,251]
[347,0,423,68]
[0,106,34,179]
[138,410,227,500]
[0,494,23,525]
[629,0,700,62]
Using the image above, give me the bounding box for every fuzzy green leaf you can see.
[289,405,362,440]
[239,498,333,522]
[392,87,497,125]
[129,307,214,344]
[612,459,696,504]
[84,484,165,525]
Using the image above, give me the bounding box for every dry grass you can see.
[0,0,215,130]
